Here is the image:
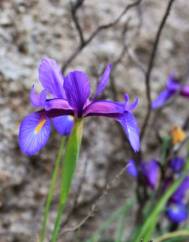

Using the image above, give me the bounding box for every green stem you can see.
[39,137,66,242]
[50,119,83,242]
[154,230,189,242]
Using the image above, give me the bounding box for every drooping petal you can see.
[152,89,174,109]
[166,203,188,223]
[30,85,47,107]
[18,112,51,156]
[94,64,112,98]
[127,159,138,177]
[64,71,90,116]
[39,57,65,98]
[83,100,124,117]
[52,115,74,136]
[117,112,140,152]
[169,157,185,173]
[141,160,160,189]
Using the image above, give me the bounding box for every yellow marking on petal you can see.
[68,115,74,121]
[170,126,186,145]
[34,119,46,134]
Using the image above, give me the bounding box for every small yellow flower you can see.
[170,126,186,145]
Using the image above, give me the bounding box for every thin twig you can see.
[60,166,126,235]
[140,0,176,140]
[62,0,142,73]
[70,0,85,45]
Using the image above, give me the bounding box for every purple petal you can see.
[152,89,174,109]
[127,159,138,177]
[64,71,90,116]
[94,64,112,98]
[117,112,140,152]
[44,99,73,111]
[169,157,185,173]
[171,176,189,203]
[180,85,189,97]
[52,115,74,136]
[18,112,51,156]
[39,57,65,98]
[167,75,181,91]
[126,97,139,111]
[141,160,160,189]
[166,203,188,223]
[83,100,124,117]
[30,85,47,107]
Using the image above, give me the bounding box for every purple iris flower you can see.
[19,57,140,156]
[169,157,185,173]
[166,203,188,223]
[126,159,160,190]
[152,75,189,109]
[152,75,181,109]
[171,176,189,203]
[141,160,160,190]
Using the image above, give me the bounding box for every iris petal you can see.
[94,64,112,98]
[166,203,188,223]
[44,98,73,112]
[64,71,90,116]
[117,112,140,152]
[141,160,160,189]
[30,85,47,107]
[18,112,51,156]
[152,89,174,109]
[127,159,138,177]
[39,57,65,98]
[52,115,74,136]
[171,176,189,203]
[83,100,124,117]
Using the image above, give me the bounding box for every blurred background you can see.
[0,0,189,241]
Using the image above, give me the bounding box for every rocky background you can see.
[0,0,189,241]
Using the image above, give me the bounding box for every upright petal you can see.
[94,64,112,98]
[39,57,65,98]
[166,203,188,223]
[18,112,51,156]
[64,71,90,116]
[30,85,47,107]
[117,112,140,152]
[52,115,74,136]
[125,96,139,111]
[83,100,124,117]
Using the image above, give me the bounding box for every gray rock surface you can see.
[0,0,189,241]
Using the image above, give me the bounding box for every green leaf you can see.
[50,119,83,242]
[154,230,189,242]
[39,137,66,242]
[134,175,185,242]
